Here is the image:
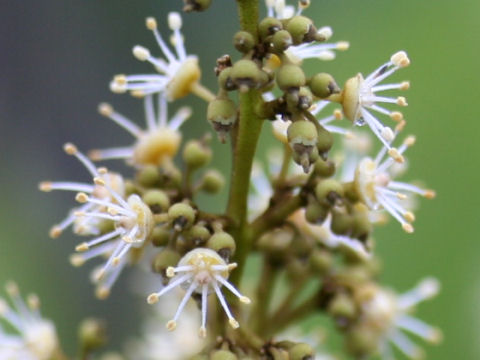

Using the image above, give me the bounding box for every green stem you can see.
[236,0,259,38]
[277,144,292,185]
[191,82,216,102]
[251,256,276,333]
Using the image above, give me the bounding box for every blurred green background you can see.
[0,0,478,358]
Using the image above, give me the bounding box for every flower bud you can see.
[234,31,256,53]
[190,355,209,360]
[185,224,211,246]
[142,189,170,213]
[231,59,263,92]
[272,30,293,53]
[207,98,237,143]
[210,350,238,360]
[286,86,313,110]
[313,157,336,177]
[315,179,344,206]
[218,67,236,91]
[152,248,181,275]
[285,16,314,44]
[287,120,318,172]
[351,203,372,242]
[288,343,314,360]
[151,225,171,247]
[345,324,379,358]
[78,318,107,353]
[310,73,340,99]
[200,169,225,193]
[331,210,353,236]
[207,231,236,260]
[183,0,212,12]
[328,293,356,319]
[316,124,334,158]
[259,17,283,40]
[168,203,196,231]
[136,165,161,188]
[305,200,329,224]
[309,249,333,274]
[276,64,306,91]
[183,140,212,169]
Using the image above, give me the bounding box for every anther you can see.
[397,97,408,106]
[402,223,414,233]
[39,181,52,192]
[98,103,113,117]
[75,192,89,203]
[49,226,62,239]
[63,143,78,155]
[146,17,157,30]
[133,46,151,61]
[166,320,177,331]
[166,267,176,278]
[147,293,159,304]
[75,243,89,252]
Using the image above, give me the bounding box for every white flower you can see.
[359,278,442,359]
[265,0,305,19]
[110,13,201,101]
[336,130,373,182]
[353,136,435,233]
[290,209,370,259]
[127,290,203,360]
[342,51,411,161]
[41,143,154,298]
[147,248,251,338]
[39,143,126,238]
[0,282,58,360]
[285,28,349,63]
[90,94,191,167]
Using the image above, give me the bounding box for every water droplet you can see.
[355,117,366,126]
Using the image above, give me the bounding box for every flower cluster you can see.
[31,1,442,359]
[0,283,58,360]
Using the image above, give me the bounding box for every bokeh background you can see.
[0,0,478,358]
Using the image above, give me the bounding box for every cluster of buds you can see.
[30,1,441,359]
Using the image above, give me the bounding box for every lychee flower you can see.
[89,93,191,167]
[359,278,442,359]
[110,13,201,101]
[285,28,349,63]
[70,171,154,298]
[336,130,373,182]
[39,143,126,238]
[147,248,251,338]
[290,210,370,259]
[269,97,350,145]
[0,282,58,360]
[353,136,435,233]
[265,0,305,19]
[342,51,411,161]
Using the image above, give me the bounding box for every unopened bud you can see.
[310,73,340,99]
[142,189,170,213]
[286,16,314,44]
[152,249,181,275]
[183,0,212,12]
[183,140,212,169]
[272,30,293,53]
[259,17,283,40]
[207,98,237,143]
[200,170,225,193]
[315,179,344,206]
[168,203,196,231]
[276,64,306,91]
[207,231,236,260]
[78,318,107,352]
[234,31,255,53]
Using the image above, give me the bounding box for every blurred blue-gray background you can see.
[0,0,478,358]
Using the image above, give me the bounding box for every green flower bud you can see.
[207,98,237,143]
[258,17,283,39]
[168,203,196,231]
[328,293,356,319]
[331,210,353,236]
[78,318,107,353]
[305,200,329,224]
[151,225,171,247]
[200,169,225,193]
[183,0,212,12]
[257,228,293,255]
[272,30,293,53]
[207,231,236,260]
[345,324,380,358]
[287,120,318,172]
[183,140,212,169]
[124,180,137,196]
[309,73,340,99]
[276,64,306,91]
[218,67,236,91]
[234,31,255,53]
[287,86,313,110]
[210,350,238,360]
[313,157,336,177]
[285,16,315,44]
[288,343,314,360]
[316,124,334,157]
[315,179,344,206]
[231,59,262,92]
[309,249,333,274]
[185,224,211,246]
[351,203,372,242]
[136,165,161,188]
[142,189,170,213]
[152,248,181,275]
